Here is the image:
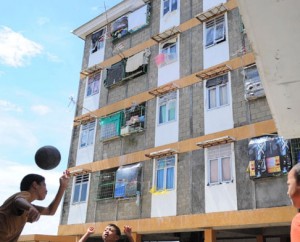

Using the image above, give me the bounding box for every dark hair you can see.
[293,163,300,185]
[108,223,121,236]
[20,174,45,191]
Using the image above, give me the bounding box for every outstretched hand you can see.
[124,225,132,236]
[59,170,70,189]
[87,226,95,235]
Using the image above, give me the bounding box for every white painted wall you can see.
[203,74,233,135]
[67,176,90,224]
[203,12,229,69]
[157,60,180,86]
[67,202,88,224]
[159,0,180,33]
[88,28,106,67]
[151,155,177,218]
[203,0,226,11]
[155,91,179,147]
[151,190,177,217]
[205,143,237,213]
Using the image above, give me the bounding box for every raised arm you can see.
[124,225,135,242]
[41,170,70,215]
[79,227,95,242]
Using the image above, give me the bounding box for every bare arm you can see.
[79,227,95,242]
[15,197,40,222]
[124,225,135,242]
[41,170,70,215]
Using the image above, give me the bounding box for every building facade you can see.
[57,0,298,241]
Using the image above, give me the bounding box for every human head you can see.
[20,174,45,191]
[287,163,300,208]
[102,224,121,242]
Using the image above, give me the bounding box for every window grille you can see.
[97,172,116,200]
[121,103,146,136]
[290,138,300,163]
[244,65,265,100]
[100,112,124,141]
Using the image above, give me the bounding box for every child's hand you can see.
[87,226,95,235]
[124,225,132,236]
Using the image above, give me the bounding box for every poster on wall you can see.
[248,136,292,179]
[114,163,142,198]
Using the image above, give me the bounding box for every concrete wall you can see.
[61,0,287,229]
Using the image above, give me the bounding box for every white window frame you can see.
[207,74,229,110]
[86,73,100,97]
[155,155,176,191]
[208,156,232,185]
[158,91,177,125]
[161,41,177,65]
[207,144,233,186]
[72,174,89,204]
[205,15,226,48]
[163,0,178,16]
[80,121,95,148]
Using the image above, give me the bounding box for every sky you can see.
[0,0,121,236]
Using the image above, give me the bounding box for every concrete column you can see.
[204,228,216,242]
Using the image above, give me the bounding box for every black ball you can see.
[35,146,61,170]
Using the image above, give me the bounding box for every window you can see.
[97,171,116,200]
[207,144,232,185]
[244,65,265,100]
[158,91,177,124]
[205,15,226,47]
[103,61,125,88]
[161,39,177,65]
[155,155,176,191]
[121,103,146,136]
[209,157,231,184]
[100,112,124,141]
[72,174,89,203]
[80,121,95,148]
[91,28,105,54]
[206,74,229,109]
[86,73,100,97]
[163,0,178,15]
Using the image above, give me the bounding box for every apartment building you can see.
[53,0,299,241]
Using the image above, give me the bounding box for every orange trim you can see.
[57,206,296,236]
[73,52,255,126]
[68,119,276,174]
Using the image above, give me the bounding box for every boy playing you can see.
[0,171,70,242]
[287,163,300,241]
[79,224,134,242]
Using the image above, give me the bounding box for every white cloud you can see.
[0,113,38,148]
[0,26,43,67]
[46,52,62,63]
[31,104,51,115]
[0,99,22,112]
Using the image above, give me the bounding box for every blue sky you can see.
[0,0,121,235]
